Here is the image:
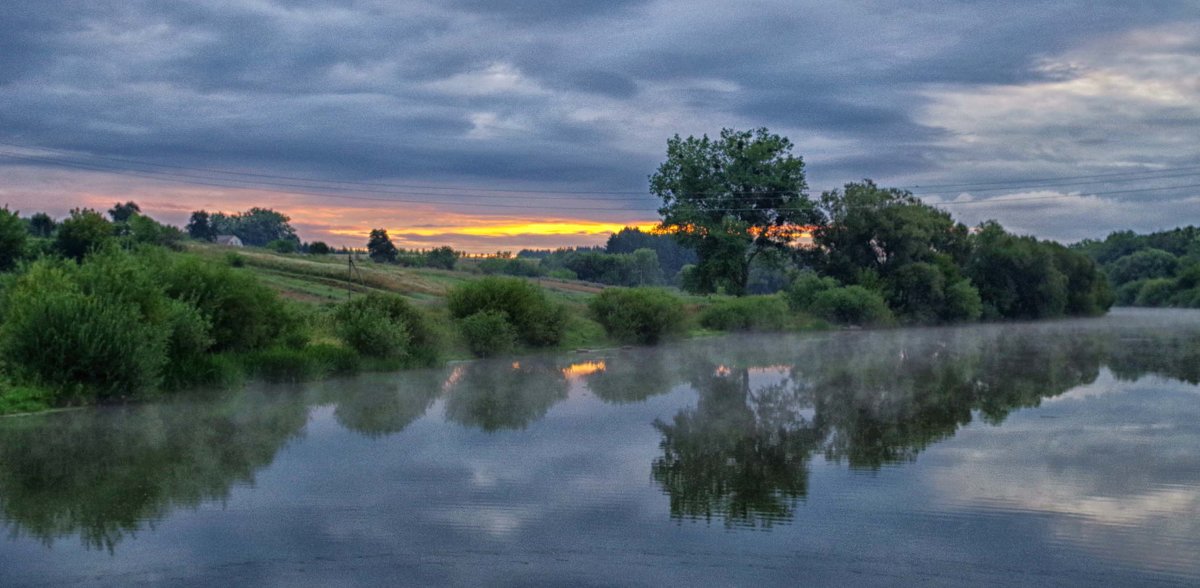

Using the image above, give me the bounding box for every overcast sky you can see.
[0,0,1197,250]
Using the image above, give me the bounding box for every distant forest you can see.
[1074,226,1200,308]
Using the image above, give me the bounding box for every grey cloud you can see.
[0,0,1198,240]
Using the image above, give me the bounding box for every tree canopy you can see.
[651,127,819,295]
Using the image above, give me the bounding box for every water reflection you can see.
[442,359,568,431]
[0,310,1198,559]
[0,388,306,551]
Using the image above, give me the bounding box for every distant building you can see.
[215,235,243,247]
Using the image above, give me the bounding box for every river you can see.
[2,308,1198,586]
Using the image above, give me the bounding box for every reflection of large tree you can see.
[652,362,820,527]
[0,389,307,551]
[651,325,1133,525]
[443,360,568,432]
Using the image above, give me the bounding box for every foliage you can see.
[107,201,141,223]
[307,241,332,255]
[158,255,294,352]
[459,310,518,357]
[127,214,184,249]
[425,246,458,270]
[244,344,361,383]
[448,277,567,347]
[186,210,216,241]
[266,239,297,254]
[333,293,439,365]
[0,380,54,415]
[541,248,663,286]
[814,180,971,285]
[651,128,820,295]
[1106,249,1179,285]
[589,287,686,344]
[606,226,697,281]
[478,256,543,276]
[884,262,981,323]
[966,222,1109,319]
[786,272,839,312]
[0,262,168,402]
[208,207,299,247]
[366,228,399,263]
[1134,278,1177,307]
[699,295,791,331]
[54,208,113,261]
[809,285,894,326]
[27,212,56,238]
[0,206,28,271]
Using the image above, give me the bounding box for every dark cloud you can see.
[0,0,1197,240]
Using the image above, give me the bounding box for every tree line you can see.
[1073,226,1200,307]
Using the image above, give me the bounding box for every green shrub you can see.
[699,295,790,331]
[1114,279,1146,306]
[54,208,113,261]
[333,293,438,365]
[225,252,246,267]
[588,287,685,344]
[0,206,27,272]
[1134,278,1177,307]
[810,286,894,326]
[448,277,567,347]
[245,347,324,383]
[943,279,983,322]
[459,310,518,357]
[547,268,578,280]
[786,272,839,311]
[0,380,53,415]
[159,256,292,351]
[245,343,362,383]
[0,264,167,401]
[266,239,297,254]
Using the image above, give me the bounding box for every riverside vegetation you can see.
[0,128,1118,415]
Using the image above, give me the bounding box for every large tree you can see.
[366,228,398,263]
[651,128,819,295]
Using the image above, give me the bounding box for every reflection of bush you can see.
[584,352,676,404]
[330,372,443,438]
[0,389,307,551]
[443,360,569,432]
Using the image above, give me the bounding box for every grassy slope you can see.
[188,243,619,353]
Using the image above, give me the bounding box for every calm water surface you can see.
[2,309,1199,586]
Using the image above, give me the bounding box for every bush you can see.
[699,295,791,331]
[810,286,894,326]
[786,272,839,311]
[159,256,293,352]
[0,206,27,272]
[589,287,685,344]
[307,241,332,255]
[266,239,297,254]
[459,310,517,357]
[245,343,361,383]
[478,257,543,277]
[0,264,167,401]
[0,380,54,415]
[333,293,438,365]
[54,208,113,261]
[1134,278,1177,307]
[448,277,567,347]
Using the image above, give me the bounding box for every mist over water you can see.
[2,309,1198,586]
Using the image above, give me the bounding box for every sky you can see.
[0,1,1197,252]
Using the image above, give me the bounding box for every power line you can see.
[4,139,1200,200]
[2,147,1198,213]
